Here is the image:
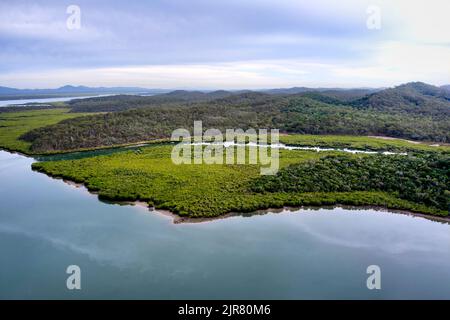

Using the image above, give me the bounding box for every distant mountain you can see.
[352,82,450,116]
[53,85,156,94]
[262,87,314,95]
[299,89,381,104]
[0,86,24,95]
[261,86,380,96]
[206,90,236,99]
[4,82,450,117]
[0,85,168,99]
[161,90,209,100]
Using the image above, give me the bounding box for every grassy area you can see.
[0,109,92,154]
[32,145,448,217]
[1,108,447,218]
[49,101,69,108]
[2,107,448,156]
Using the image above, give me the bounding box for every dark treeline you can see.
[280,97,449,141]
[20,82,450,151]
[251,154,450,212]
[21,94,283,151]
[67,90,239,112]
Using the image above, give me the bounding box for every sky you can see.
[0,0,449,89]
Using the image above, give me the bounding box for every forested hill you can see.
[67,90,240,112]
[65,81,450,115]
[20,84,450,152]
[66,88,376,113]
[351,82,450,116]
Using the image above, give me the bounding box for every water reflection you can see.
[1,150,450,299]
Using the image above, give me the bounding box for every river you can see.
[0,150,449,299]
[0,95,121,107]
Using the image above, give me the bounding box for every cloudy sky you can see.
[0,0,449,89]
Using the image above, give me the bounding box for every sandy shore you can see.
[157,205,450,225]
[23,149,449,225]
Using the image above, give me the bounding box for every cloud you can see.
[0,3,109,42]
[0,0,449,87]
[0,60,312,89]
[381,0,450,44]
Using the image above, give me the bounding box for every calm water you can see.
[0,95,117,107]
[0,150,449,299]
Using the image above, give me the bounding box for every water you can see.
[0,94,118,107]
[191,142,408,155]
[0,150,449,299]
[37,141,405,163]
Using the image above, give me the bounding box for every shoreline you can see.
[2,148,448,224]
[34,166,450,225]
[153,204,450,225]
[0,139,172,158]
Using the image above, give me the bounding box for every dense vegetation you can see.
[352,82,450,116]
[20,93,282,151]
[279,97,449,142]
[20,83,450,152]
[67,90,237,112]
[2,105,445,158]
[251,154,450,212]
[2,81,448,219]
[32,145,449,217]
[1,81,448,220]
[263,87,378,99]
